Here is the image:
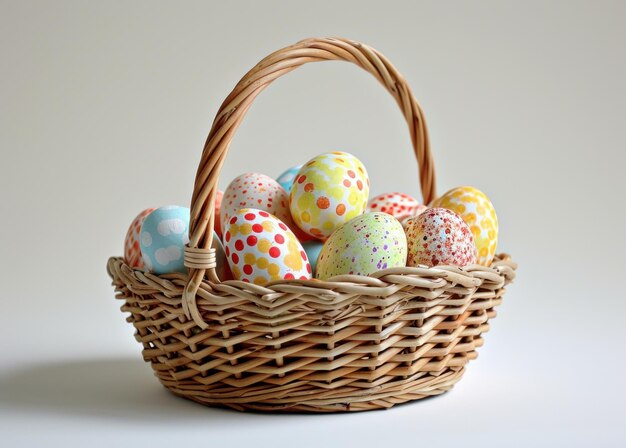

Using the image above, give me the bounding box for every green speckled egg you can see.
[316,212,407,280]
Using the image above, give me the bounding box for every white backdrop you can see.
[1,1,625,446]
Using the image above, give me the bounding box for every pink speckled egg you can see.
[221,174,292,233]
[405,208,477,267]
[368,192,422,220]
[214,189,224,239]
[224,208,312,285]
[124,208,156,269]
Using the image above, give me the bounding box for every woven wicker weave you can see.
[108,37,517,412]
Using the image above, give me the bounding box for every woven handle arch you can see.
[183,37,437,325]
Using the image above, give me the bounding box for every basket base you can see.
[156,367,465,413]
[107,255,516,414]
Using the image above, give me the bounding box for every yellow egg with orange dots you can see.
[432,186,498,266]
[289,152,369,240]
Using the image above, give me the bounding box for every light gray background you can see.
[1,0,625,446]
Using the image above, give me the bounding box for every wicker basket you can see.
[107,37,517,413]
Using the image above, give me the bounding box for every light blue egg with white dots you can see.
[301,240,324,275]
[276,164,303,193]
[140,205,190,274]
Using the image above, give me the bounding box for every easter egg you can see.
[432,186,498,266]
[316,212,407,280]
[405,208,476,268]
[290,151,369,240]
[214,190,224,239]
[124,208,156,269]
[221,173,294,237]
[301,240,324,275]
[223,208,312,285]
[400,204,429,228]
[276,164,303,192]
[140,205,190,274]
[368,192,422,220]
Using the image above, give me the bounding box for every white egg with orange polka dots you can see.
[223,208,312,285]
[221,172,312,242]
[221,173,292,236]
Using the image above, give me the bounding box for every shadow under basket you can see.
[108,37,517,412]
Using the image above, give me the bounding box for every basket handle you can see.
[183,37,437,326]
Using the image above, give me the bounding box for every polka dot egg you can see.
[140,205,190,274]
[276,164,303,193]
[405,208,476,268]
[400,204,429,228]
[290,151,369,240]
[221,173,293,237]
[124,207,156,269]
[368,192,422,220]
[316,212,407,280]
[224,208,311,285]
[432,186,498,266]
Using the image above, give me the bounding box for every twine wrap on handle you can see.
[183,246,216,270]
[183,37,437,327]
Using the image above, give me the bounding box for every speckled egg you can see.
[140,205,190,274]
[276,164,303,193]
[221,173,293,235]
[290,151,369,240]
[432,186,498,266]
[213,190,224,239]
[224,208,311,285]
[316,212,407,280]
[368,192,422,220]
[405,208,476,268]
[124,208,156,269]
[301,240,324,275]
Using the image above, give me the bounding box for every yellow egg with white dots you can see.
[432,186,498,266]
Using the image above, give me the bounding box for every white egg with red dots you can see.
[368,192,422,221]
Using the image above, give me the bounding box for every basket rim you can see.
[108,253,516,310]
